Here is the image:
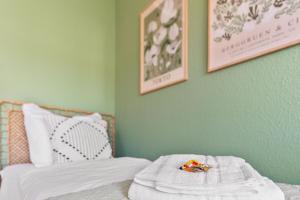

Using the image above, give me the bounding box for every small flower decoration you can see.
[145,45,160,67]
[160,0,178,24]
[166,40,182,55]
[212,0,300,43]
[148,21,158,33]
[153,27,168,45]
[274,0,286,8]
[168,23,180,41]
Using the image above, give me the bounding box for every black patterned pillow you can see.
[44,114,112,163]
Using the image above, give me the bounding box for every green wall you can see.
[0,0,115,114]
[0,0,299,185]
[116,0,300,184]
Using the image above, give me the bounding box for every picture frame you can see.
[140,0,188,94]
[208,0,300,72]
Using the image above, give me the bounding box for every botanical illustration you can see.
[212,0,300,43]
[143,0,183,81]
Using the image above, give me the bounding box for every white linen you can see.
[0,157,151,200]
[22,103,109,167]
[7,181,299,200]
[47,182,300,200]
[48,180,132,200]
[0,164,36,200]
[134,155,261,193]
[23,104,54,167]
[129,180,284,200]
[129,155,284,200]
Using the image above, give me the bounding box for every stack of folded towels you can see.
[128,154,284,200]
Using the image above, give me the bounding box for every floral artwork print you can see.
[213,0,300,43]
[208,0,300,72]
[140,0,188,94]
[144,0,183,81]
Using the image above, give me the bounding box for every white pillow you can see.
[23,104,53,167]
[44,114,112,163]
[22,104,111,167]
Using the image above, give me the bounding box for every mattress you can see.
[48,181,300,200]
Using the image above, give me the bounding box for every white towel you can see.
[129,154,284,200]
[129,179,284,200]
[134,155,263,194]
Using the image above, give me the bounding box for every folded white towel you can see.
[134,155,262,194]
[129,179,284,200]
[156,155,261,185]
[129,154,284,200]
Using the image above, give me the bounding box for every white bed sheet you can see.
[0,157,151,200]
[1,158,300,200]
[0,164,35,200]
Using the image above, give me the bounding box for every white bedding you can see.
[0,157,151,200]
[4,181,295,200]
[0,156,299,200]
[0,164,35,200]
[129,180,283,200]
[129,155,284,200]
[45,182,300,200]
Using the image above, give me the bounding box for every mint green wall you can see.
[0,0,115,114]
[0,0,299,185]
[116,0,300,184]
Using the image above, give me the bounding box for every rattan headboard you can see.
[0,100,115,169]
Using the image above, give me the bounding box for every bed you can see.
[0,100,299,200]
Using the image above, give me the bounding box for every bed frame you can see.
[0,100,116,169]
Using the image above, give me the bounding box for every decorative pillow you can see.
[0,101,115,169]
[22,104,111,166]
[44,114,112,163]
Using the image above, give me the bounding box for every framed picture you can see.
[208,0,300,72]
[140,0,188,94]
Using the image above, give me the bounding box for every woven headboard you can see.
[0,100,115,169]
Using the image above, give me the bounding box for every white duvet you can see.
[0,157,151,200]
